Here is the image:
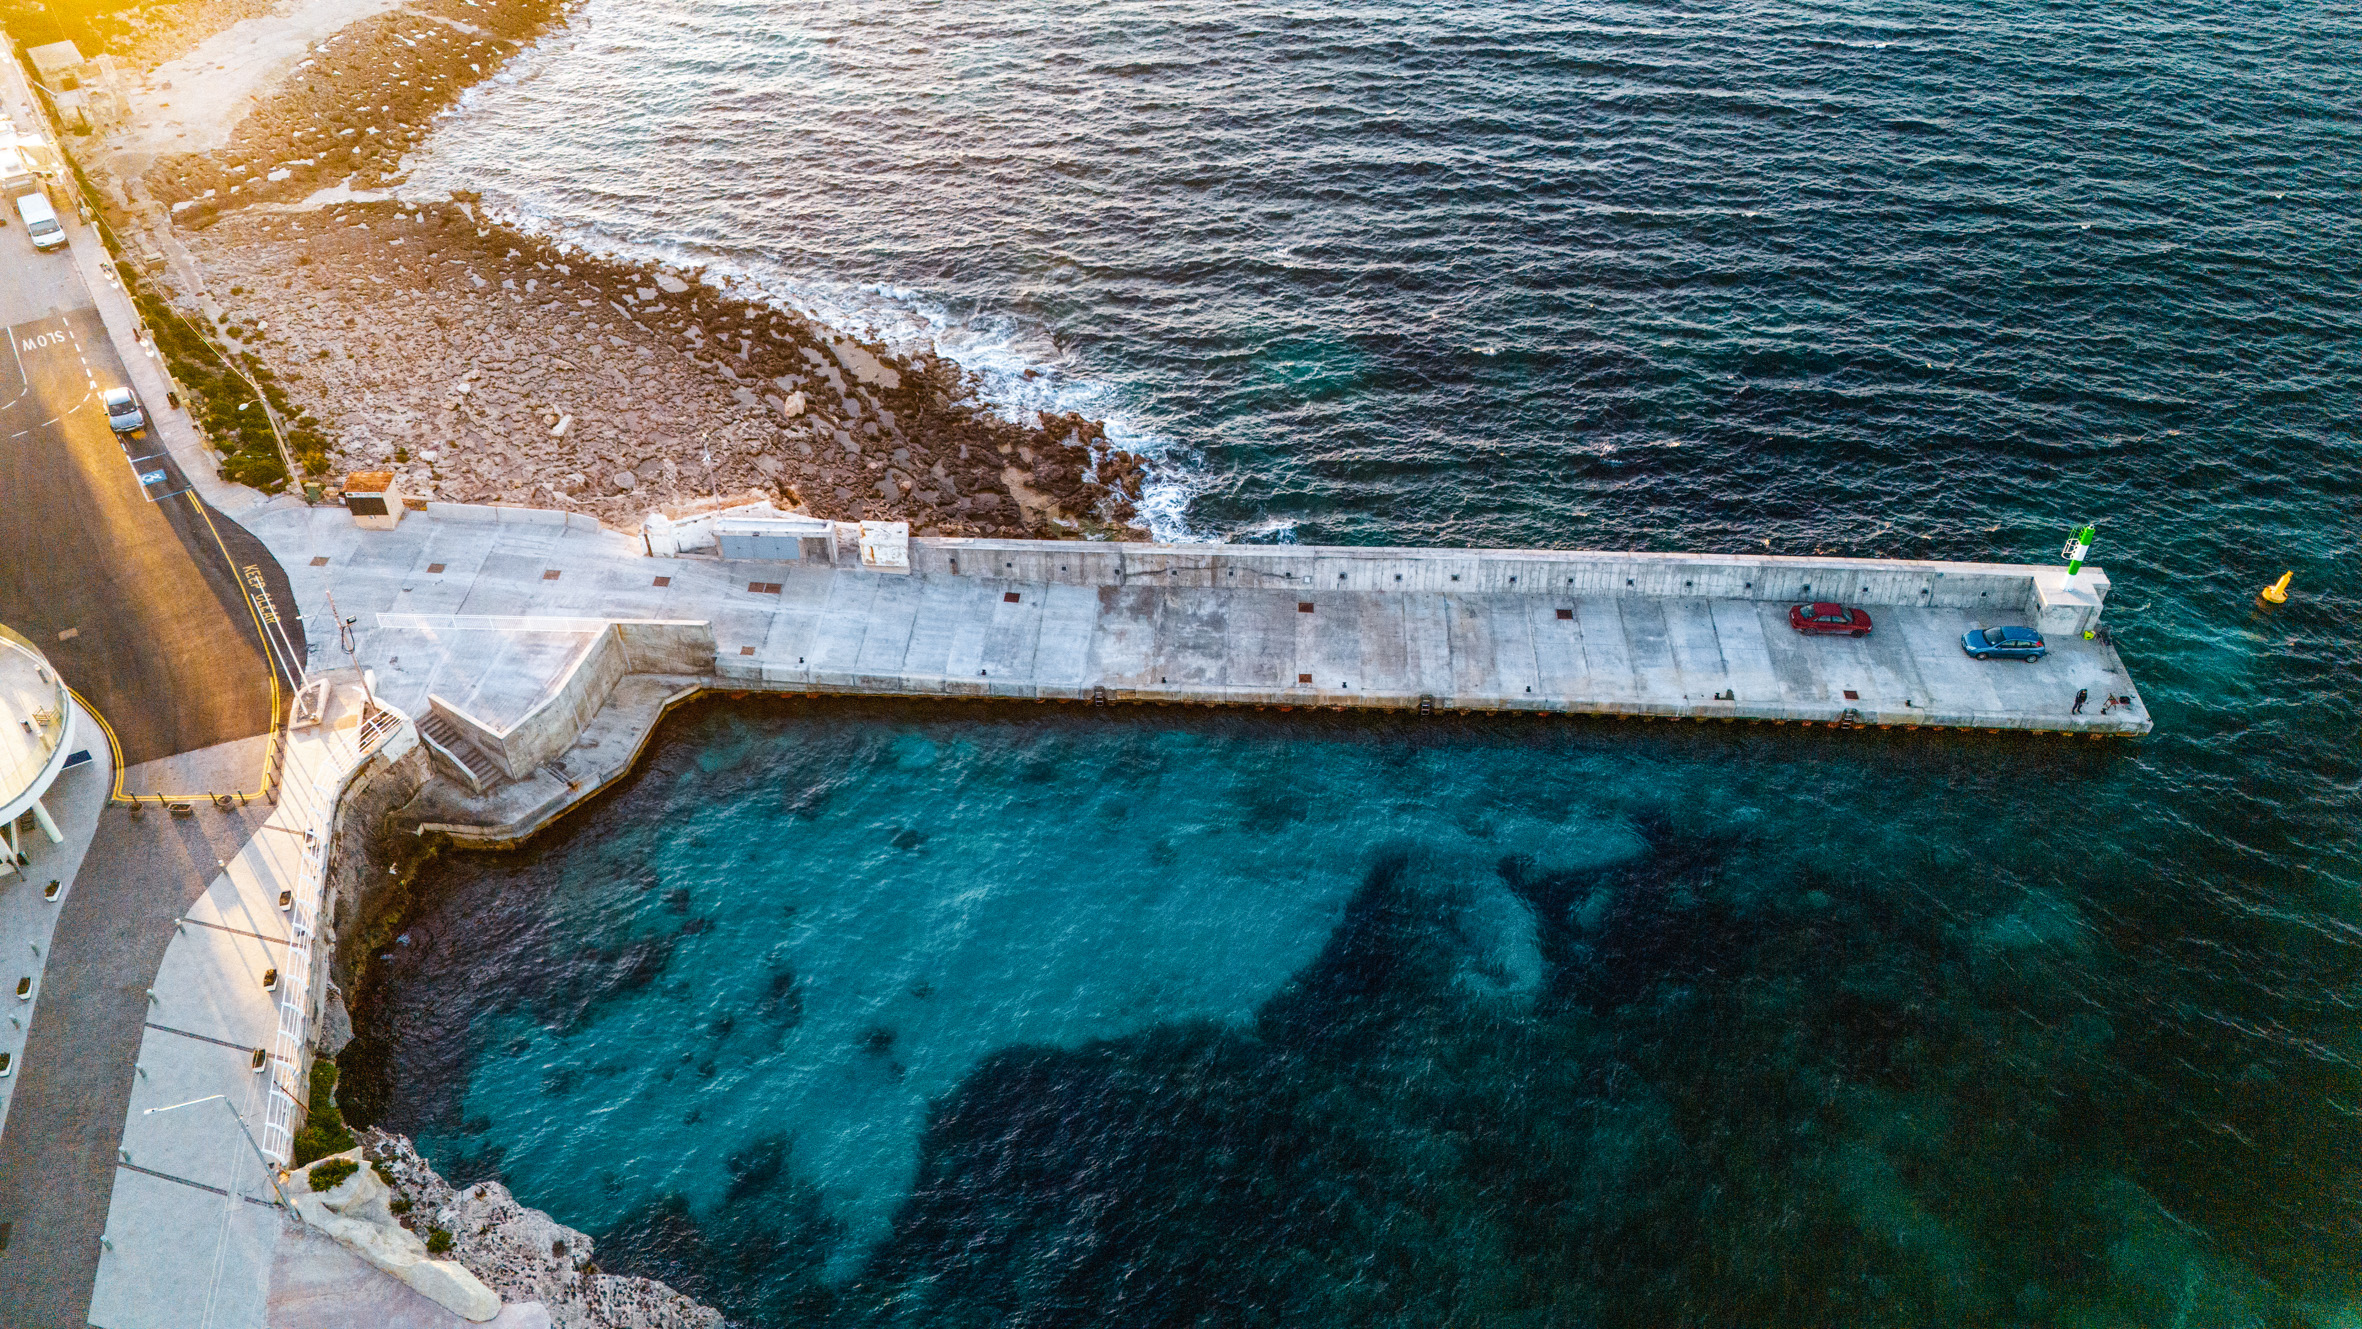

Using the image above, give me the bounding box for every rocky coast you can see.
[172,201,1148,530]
[350,1128,723,1329]
[89,0,1152,533]
[49,0,1141,1322]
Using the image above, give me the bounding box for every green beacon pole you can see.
[2064,524,2095,577]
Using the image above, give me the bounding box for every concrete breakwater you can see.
[716,538,2143,729]
[244,503,2149,845]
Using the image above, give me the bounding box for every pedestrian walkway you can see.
[85,670,413,1329]
[0,702,110,1140]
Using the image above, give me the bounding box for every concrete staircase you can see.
[417,711,501,793]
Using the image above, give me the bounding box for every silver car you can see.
[102,386,145,432]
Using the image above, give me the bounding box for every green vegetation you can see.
[113,264,300,491]
[307,1157,359,1192]
[426,1226,454,1255]
[290,1057,356,1166]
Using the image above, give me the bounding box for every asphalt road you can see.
[0,194,299,1320]
[0,223,280,765]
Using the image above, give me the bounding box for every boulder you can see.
[829,339,902,391]
[291,1152,502,1322]
[611,470,636,492]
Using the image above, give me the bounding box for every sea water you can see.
[348,699,2357,1325]
[353,0,2361,1322]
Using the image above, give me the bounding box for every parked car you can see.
[102,386,146,432]
[14,192,64,250]
[1788,601,1872,637]
[1963,625,2046,661]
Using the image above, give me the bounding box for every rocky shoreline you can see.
[172,200,1150,530]
[92,0,1153,534]
[60,0,1152,1322]
[357,1128,724,1329]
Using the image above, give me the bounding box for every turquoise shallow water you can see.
[352,697,2356,1326]
[352,0,2362,1322]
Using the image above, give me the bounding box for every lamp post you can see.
[142,1094,288,1207]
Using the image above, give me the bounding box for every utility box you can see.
[859,521,911,574]
[343,471,405,530]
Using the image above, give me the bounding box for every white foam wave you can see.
[396,179,1209,541]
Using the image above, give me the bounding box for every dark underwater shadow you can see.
[584,809,2348,1329]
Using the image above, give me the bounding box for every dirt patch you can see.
[141,0,562,205]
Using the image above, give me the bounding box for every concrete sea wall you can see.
[914,541,2089,615]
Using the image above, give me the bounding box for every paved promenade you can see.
[80,673,413,1329]
[0,738,277,1326]
[247,503,2149,740]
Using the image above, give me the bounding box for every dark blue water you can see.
[353,1,2362,1324]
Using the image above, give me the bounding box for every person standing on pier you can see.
[2072,688,2089,714]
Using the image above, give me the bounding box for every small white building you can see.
[343,471,405,530]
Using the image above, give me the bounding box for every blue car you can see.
[1963,625,2046,661]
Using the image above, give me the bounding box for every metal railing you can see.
[254,694,411,1163]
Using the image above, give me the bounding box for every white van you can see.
[15,193,64,251]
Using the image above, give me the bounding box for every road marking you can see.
[5,319,34,396]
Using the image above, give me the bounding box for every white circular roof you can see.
[0,625,74,821]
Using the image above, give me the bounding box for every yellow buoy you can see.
[2260,571,2293,604]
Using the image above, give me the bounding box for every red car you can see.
[1789,601,1872,637]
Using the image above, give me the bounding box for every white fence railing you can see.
[255,699,411,1164]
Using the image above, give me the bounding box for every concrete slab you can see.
[85,1168,277,1329]
[119,733,277,802]
[243,505,2152,740]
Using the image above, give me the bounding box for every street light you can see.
[142,1094,288,1207]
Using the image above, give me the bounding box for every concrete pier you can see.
[726,540,2144,733]
[249,505,2148,765]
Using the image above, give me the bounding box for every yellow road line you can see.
[86,493,292,805]
[65,684,127,804]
